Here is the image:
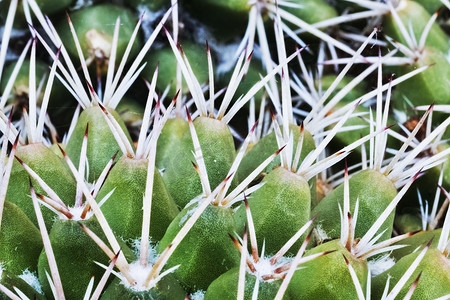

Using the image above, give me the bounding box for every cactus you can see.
[0,0,449,299]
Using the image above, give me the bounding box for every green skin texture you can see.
[236,124,316,188]
[236,124,317,208]
[234,167,311,256]
[384,0,450,54]
[0,0,73,28]
[284,0,337,26]
[49,143,65,159]
[372,248,450,299]
[7,143,77,229]
[0,269,44,300]
[66,105,134,182]
[144,43,209,95]
[288,239,368,299]
[419,0,445,14]
[0,201,43,275]
[37,218,135,299]
[96,156,179,242]
[392,47,450,108]
[115,97,144,126]
[205,267,294,300]
[390,229,446,260]
[313,169,398,243]
[100,275,186,300]
[157,203,240,292]
[155,117,189,170]
[56,4,142,68]
[394,214,422,234]
[162,117,236,209]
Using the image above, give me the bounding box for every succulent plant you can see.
[0,0,449,299]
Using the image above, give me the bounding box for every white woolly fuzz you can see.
[313,226,329,244]
[130,238,159,265]
[190,290,206,300]
[19,269,43,294]
[250,256,294,282]
[120,261,179,292]
[121,262,154,292]
[368,254,395,277]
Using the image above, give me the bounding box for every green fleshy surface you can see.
[284,0,338,25]
[155,117,189,170]
[0,60,72,112]
[97,156,179,242]
[313,169,397,243]
[390,229,445,260]
[125,0,170,11]
[0,60,47,104]
[65,105,134,182]
[288,239,368,299]
[235,167,311,256]
[0,0,73,28]
[0,201,42,275]
[162,117,236,208]
[37,218,135,299]
[144,43,209,94]
[205,267,293,300]
[184,0,250,39]
[384,0,450,54]
[417,0,445,13]
[372,248,450,299]
[237,124,315,181]
[394,213,423,234]
[0,269,44,300]
[392,47,450,108]
[157,203,239,292]
[6,143,77,229]
[116,98,145,126]
[236,124,316,205]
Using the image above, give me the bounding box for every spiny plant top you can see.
[0,39,61,146]
[23,0,173,111]
[80,175,237,295]
[227,200,332,300]
[334,56,450,186]
[348,238,434,300]
[0,1,63,146]
[163,23,306,124]
[321,6,444,66]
